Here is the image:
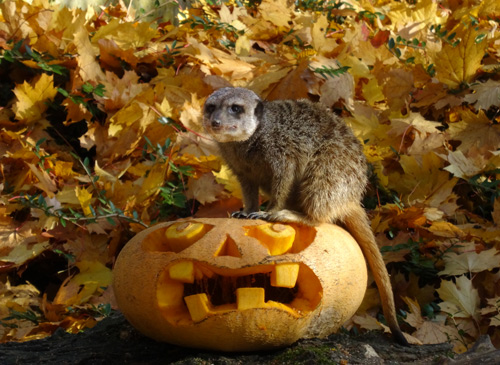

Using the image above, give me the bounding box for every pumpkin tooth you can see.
[236,287,265,310]
[169,261,195,283]
[271,263,300,288]
[184,293,212,322]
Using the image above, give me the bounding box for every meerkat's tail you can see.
[343,204,409,346]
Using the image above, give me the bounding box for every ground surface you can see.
[0,312,498,364]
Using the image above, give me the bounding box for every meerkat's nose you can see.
[211,120,222,129]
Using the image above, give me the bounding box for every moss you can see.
[275,343,341,364]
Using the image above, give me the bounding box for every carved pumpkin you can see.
[113,218,367,351]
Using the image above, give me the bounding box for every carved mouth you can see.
[156,261,323,325]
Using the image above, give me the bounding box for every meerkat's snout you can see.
[210,119,222,129]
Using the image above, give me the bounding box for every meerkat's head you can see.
[203,87,264,143]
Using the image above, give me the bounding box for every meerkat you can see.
[203,87,409,346]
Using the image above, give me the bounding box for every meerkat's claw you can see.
[247,211,269,220]
[231,211,248,219]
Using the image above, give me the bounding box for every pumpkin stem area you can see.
[156,262,323,325]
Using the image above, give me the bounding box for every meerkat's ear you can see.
[254,100,264,119]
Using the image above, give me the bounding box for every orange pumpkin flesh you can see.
[113,218,367,352]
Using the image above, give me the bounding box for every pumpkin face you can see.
[113,218,367,352]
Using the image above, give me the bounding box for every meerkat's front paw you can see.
[246,211,270,220]
[231,210,248,219]
[231,210,269,220]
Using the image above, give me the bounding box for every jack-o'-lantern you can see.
[113,218,367,352]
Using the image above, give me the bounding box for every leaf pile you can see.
[0,0,500,353]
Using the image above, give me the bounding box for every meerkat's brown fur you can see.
[203,87,409,346]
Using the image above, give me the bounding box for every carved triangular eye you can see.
[214,236,241,258]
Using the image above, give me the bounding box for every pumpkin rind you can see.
[113,218,367,351]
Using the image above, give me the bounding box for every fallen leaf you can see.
[13,74,58,124]
[433,25,488,88]
[439,248,500,276]
[437,275,480,319]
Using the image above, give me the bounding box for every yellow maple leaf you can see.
[73,26,106,82]
[96,70,148,111]
[259,0,291,28]
[13,74,58,124]
[311,14,339,55]
[387,0,438,36]
[437,275,480,319]
[213,164,242,199]
[427,221,464,238]
[53,260,112,306]
[75,186,93,216]
[0,241,50,266]
[92,19,158,51]
[136,161,168,204]
[433,25,488,88]
[387,153,454,207]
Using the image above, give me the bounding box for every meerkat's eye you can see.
[205,104,216,114]
[229,104,243,114]
[205,104,217,114]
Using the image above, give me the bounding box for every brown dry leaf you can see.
[401,297,448,344]
[351,314,386,332]
[433,25,488,88]
[0,220,39,256]
[447,109,500,154]
[401,297,423,328]
[413,319,450,345]
[27,163,57,197]
[265,61,311,100]
[439,248,500,276]
[437,275,480,319]
[186,173,224,205]
[97,39,139,70]
[439,149,496,179]
[319,71,354,109]
[493,198,500,226]
[464,79,500,110]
